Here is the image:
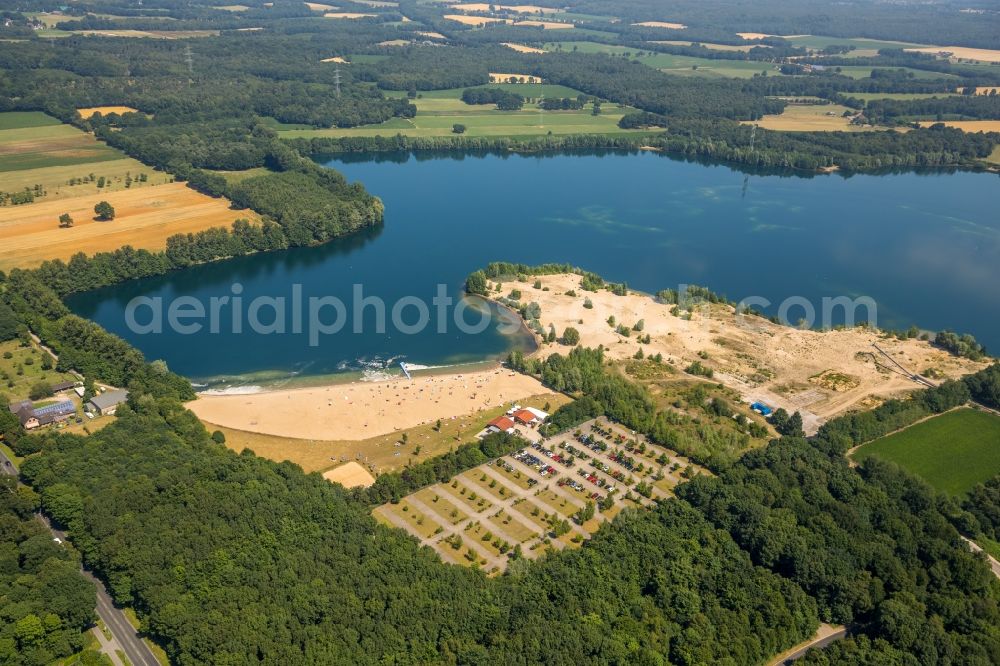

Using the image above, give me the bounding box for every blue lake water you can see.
[66,151,1000,384]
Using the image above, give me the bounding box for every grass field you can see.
[782,35,925,55]
[849,92,959,101]
[0,340,76,403]
[751,104,866,131]
[278,85,645,139]
[851,408,1000,496]
[834,65,958,81]
[0,111,255,270]
[544,42,778,78]
[987,145,1000,165]
[0,112,122,172]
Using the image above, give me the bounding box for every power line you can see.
[334,65,341,98]
[183,44,194,81]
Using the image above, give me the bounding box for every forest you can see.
[0,477,97,666]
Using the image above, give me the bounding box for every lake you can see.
[66,151,1000,386]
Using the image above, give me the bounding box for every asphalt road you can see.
[0,448,162,666]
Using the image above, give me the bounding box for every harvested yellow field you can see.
[214,5,249,11]
[0,182,257,271]
[378,39,411,46]
[352,0,395,5]
[653,40,764,53]
[489,72,543,83]
[918,120,1000,132]
[750,104,862,132]
[71,29,219,38]
[1,158,171,202]
[512,20,571,29]
[304,2,337,10]
[323,462,376,488]
[416,31,447,40]
[320,56,349,63]
[906,46,1000,63]
[632,21,687,30]
[444,14,510,26]
[449,3,557,12]
[323,12,376,19]
[76,106,140,119]
[957,86,1000,95]
[737,32,774,40]
[502,42,545,53]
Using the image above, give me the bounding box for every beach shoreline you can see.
[187,362,553,441]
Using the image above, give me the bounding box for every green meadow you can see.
[851,408,1000,496]
[279,84,646,139]
[544,41,777,78]
[0,111,122,172]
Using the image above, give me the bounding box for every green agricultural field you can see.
[279,86,646,139]
[0,111,122,173]
[544,41,778,78]
[0,111,62,130]
[834,65,958,80]
[0,111,168,199]
[848,92,960,101]
[781,35,926,54]
[851,408,1000,496]
[209,166,277,183]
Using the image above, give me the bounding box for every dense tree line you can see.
[964,477,1000,544]
[290,118,999,173]
[0,477,97,666]
[866,95,1000,124]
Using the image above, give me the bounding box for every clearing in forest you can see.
[750,104,865,131]
[374,417,702,575]
[632,21,687,29]
[76,106,140,119]
[851,409,1000,496]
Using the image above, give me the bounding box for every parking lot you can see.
[373,418,704,574]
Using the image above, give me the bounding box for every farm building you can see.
[12,399,76,429]
[51,380,78,393]
[86,389,129,416]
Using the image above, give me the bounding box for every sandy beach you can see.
[187,366,550,441]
